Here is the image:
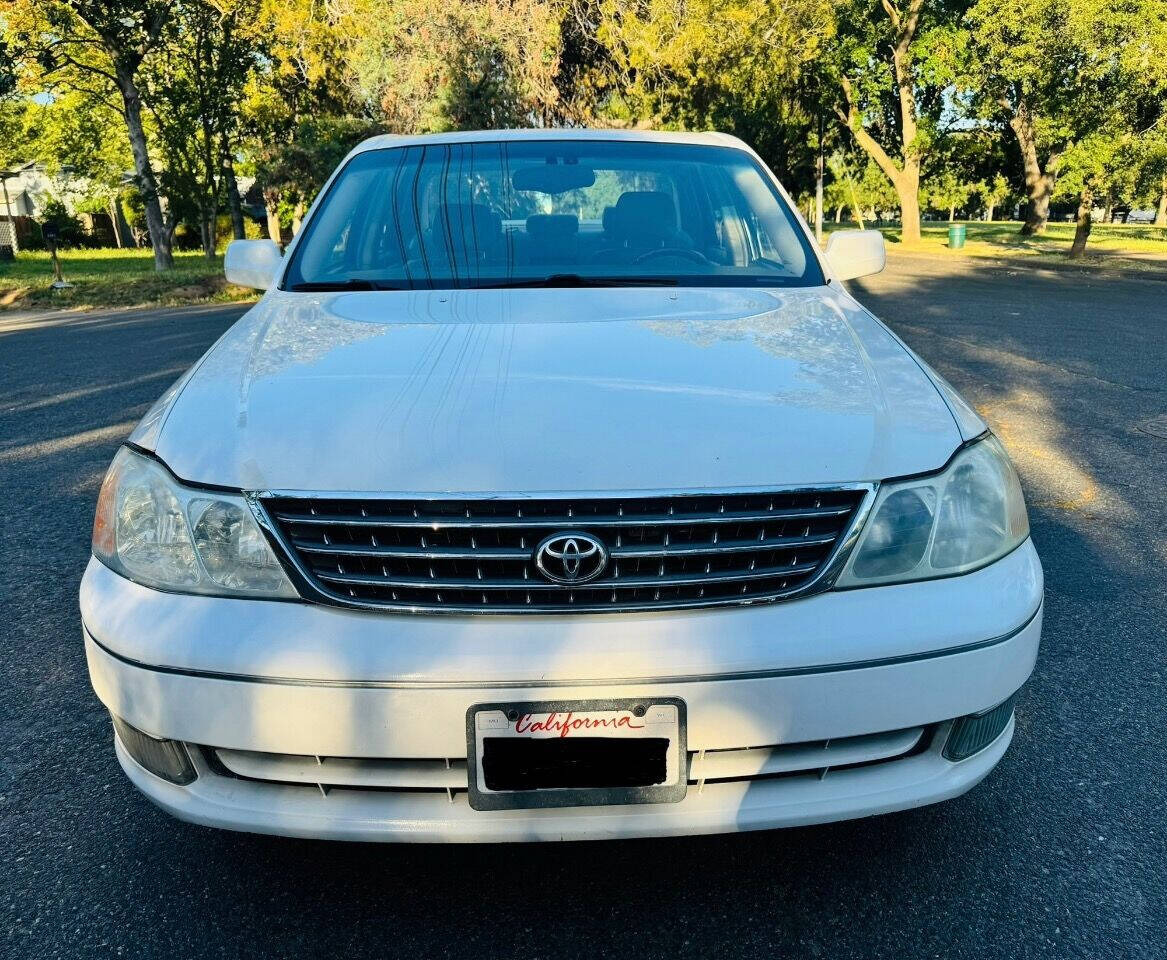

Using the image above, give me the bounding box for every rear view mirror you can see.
[824,230,886,281]
[224,239,283,290]
[512,163,596,195]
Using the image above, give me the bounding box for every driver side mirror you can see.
[824,230,886,281]
[224,239,283,290]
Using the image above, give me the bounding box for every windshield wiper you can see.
[287,279,401,291]
[476,274,679,289]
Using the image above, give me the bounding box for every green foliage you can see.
[15,91,131,205]
[1,0,1165,263]
[961,0,1167,138]
[923,169,973,218]
[0,38,16,99]
[585,0,832,182]
[342,0,565,132]
[959,0,1167,241]
[1053,130,1137,206]
[141,1,261,254]
[37,196,85,246]
[253,115,381,212]
[823,0,963,158]
[827,150,900,221]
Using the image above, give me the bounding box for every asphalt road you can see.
[2,255,1165,959]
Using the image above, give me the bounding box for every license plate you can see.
[466,698,687,811]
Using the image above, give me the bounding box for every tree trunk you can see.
[986,202,996,223]
[1008,101,1058,237]
[264,193,282,245]
[1068,186,1093,258]
[1154,177,1167,227]
[116,67,173,271]
[948,205,955,223]
[107,197,124,248]
[834,0,924,246]
[200,202,216,259]
[835,204,844,224]
[838,108,923,244]
[291,200,306,235]
[898,183,921,244]
[223,156,246,240]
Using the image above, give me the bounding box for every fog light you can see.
[943,692,1020,761]
[111,715,197,785]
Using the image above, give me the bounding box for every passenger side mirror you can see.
[824,230,886,281]
[224,239,283,290]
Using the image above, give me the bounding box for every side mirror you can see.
[224,239,283,290]
[824,229,886,281]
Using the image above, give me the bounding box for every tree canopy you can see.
[2,0,1166,263]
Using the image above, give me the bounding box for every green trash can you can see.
[947,223,967,249]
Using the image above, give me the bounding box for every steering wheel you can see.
[631,247,712,265]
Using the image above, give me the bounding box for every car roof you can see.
[351,128,752,154]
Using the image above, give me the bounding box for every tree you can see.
[962,0,1167,237]
[1054,128,1138,256]
[824,176,851,223]
[924,169,973,221]
[252,114,380,235]
[141,0,259,258]
[7,1,176,269]
[1128,120,1167,227]
[236,0,363,239]
[1143,143,1167,228]
[979,173,1010,221]
[824,1,961,245]
[16,91,136,246]
[331,0,565,132]
[580,0,833,199]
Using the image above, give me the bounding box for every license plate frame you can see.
[466,697,687,811]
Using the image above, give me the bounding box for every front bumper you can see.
[82,539,1043,842]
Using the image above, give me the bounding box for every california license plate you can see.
[466,698,687,811]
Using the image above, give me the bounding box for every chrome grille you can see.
[262,488,868,612]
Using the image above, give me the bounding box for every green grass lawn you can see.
[0,247,258,311]
[826,219,1167,265]
[2,220,1164,312]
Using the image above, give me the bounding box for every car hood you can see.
[142,287,966,492]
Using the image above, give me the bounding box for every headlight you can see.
[835,435,1029,588]
[92,446,297,598]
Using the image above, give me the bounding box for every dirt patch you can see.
[0,286,30,308]
[167,277,226,300]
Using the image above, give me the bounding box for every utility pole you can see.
[815,110,824,245]
[0,170,17,257]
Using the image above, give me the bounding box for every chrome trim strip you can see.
[610,533,838,558]
[315,560,820,591]
[84,602,1041,690]
[270,505,854,529]
[294,542,531,561]
[248,483,877,615]
[292,533,837,561]
[253,481,875,500]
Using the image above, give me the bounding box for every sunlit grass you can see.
[0,247,258,311]
[2,219,1164,312]
[826,220,1167,263]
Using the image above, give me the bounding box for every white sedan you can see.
[81,129,1042,841]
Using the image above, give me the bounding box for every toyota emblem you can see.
[534,532,609,584]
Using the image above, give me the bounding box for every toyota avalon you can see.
[81,129,1042,841]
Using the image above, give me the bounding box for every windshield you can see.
[283,140,823,291]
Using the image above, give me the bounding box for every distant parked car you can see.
[82,129,1042,842]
